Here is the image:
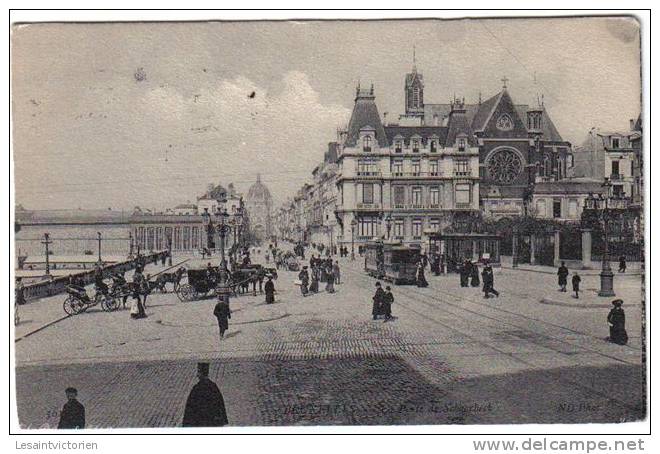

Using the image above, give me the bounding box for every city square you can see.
[11,16,646,430]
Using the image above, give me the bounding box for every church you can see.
[399,60,573,219]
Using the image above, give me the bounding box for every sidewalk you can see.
[499,256,643,276]
[14,258,189,341]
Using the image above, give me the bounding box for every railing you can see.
[610,173,625,181]
[20,251,165,302]
[356,203,382,210]
[454,170,472,177]
[356,171,381,177]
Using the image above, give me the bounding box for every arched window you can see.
[363,136,372,152]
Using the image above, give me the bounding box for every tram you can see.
[364,240,421,285]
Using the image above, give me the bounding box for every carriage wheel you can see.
[101,296,120,312]
[176,284,196,302]
[63,296,81,316]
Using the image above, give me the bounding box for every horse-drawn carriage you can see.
[278,251,300,271]
[175,264,277,302]
[364,240,420,285]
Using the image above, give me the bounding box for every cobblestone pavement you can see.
[14,253,646,428]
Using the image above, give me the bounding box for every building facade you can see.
[245,174,273,244]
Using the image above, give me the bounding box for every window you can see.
[362,183,374,204]
[430,187,440,206]
[395,140,403,153]
[553,199,562,218]
[536,199,547,217]
[412,139,420,153]
[611,137,620,149]
[430,140,437,152]
[392,160,403,176]
[613,185,625,198]
[611,160,620,176]
[412,86,421,108]
[457,137,467,151]
[412,187,423,206]
[412,219,422,238]
[357,160,378,176]
[363,136,372,152]
[393,219,405,238]
[568,199,578,218]
[455,184,471,205]
[393,186,405,207]
[429,160,439,176]
[455,159,470,176]
[429,218,440,232]
[411,160,421,176]
[358,218,378,238]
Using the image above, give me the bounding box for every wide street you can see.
[14,251,645,428]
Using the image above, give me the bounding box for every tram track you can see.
[344,266,643,414]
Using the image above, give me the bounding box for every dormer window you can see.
[363,136,372,152]
[430,140,437,152]
[395,140,402,153]
[412,139,420,153]
[611,137,620,149]
[457,137,467,152]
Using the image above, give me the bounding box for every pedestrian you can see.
[161,252,167,266]
[15,277,26,306]
[383,286,394,321]
[325,265,335,293]
[298,266,309,296]
[372,282,385,320]
[112,272,129,308]
[130,268,147,319]
[213,298,231,339]
[264,274,275,304]
[572,271,581,299]
[57,387,85,429]
[607,299,628,345]
[333,260,341,285]
[459,259,470,287]
[481,263,500,298]
[416,261,428,287]
[182,363,228,427]
[557,261,569,292]
[618,255,627,273]
[470,261,480,287]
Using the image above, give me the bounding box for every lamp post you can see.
[128,231,134,258]
[41,233,52,276]
[384,214,392,241]
[216,207,230,271]
[350,218,357,261]
[97,232,102,265]
[597,178,615,297]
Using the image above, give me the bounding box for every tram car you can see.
[364,240,421,285]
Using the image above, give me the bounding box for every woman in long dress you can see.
[416,262,428,288]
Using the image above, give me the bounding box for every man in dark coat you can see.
[213,298,231,339]
[618,255,627,273]
[372,282,385,320]
[607,299,628,345]
[557,262,569,292]
[264,275,275,304]
[182,363,228,427]
[470,262,480,287]
[572,271,581,299]
[459,259,470,287]
[382,286,394,321]
[57,387,85,429]
[481,264,499,298]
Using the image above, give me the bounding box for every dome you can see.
[247,174,272,201]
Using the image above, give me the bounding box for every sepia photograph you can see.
[9,10,649,439]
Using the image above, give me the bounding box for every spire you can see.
[501,75,509,89]
[256,173,261,183]
[412,45,417,72]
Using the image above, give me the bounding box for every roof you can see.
[247,174,272,201]
[405,71,424,87]
[345,89,388,148]
[384,126,447,145]
[445,107,475,146]
[198,183,227,201]
[540,108,565,142]
[15,209,130,225]
[174,203,197,209]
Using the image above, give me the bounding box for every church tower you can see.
[404,47,424,118]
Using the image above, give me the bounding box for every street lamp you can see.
[350,218,357,261]
[216,207,230,271]
[41,233,52,276]
[97,232,102,264]
[384,214,392,241]
[596,178,615,297]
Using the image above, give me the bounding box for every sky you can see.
[12,16,641,211]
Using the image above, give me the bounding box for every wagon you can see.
[176,267,218,302]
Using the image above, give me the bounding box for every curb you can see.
[15,314,71,343]
[539,298,611,309]
[502,266,642,277]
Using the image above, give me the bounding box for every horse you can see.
[154,267,186,293]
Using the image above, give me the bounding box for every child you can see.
[383,286,394,321]
[572,271,581,299]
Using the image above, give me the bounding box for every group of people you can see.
[371,282,394,321]
[556,261,583,299]
[454,258,499,298]
[297,255,341,296]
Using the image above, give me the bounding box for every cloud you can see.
[14,70,350,210]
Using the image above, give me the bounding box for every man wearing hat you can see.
[264,274,276,304]
[213,297,231,340]
[607,299,628,345]
[372,282,385,320]
[382,286,394,321]
[182,363,228,427]
[57,387,85,429]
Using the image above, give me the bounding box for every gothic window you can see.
[496,114,514,131]
[412,86,420,108]
[487,149,523,184]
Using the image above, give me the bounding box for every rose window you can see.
[487,149,523,184]
[496,114,514,131]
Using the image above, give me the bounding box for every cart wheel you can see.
[101,296,120,312]
[177,284,195,302]
[63,296,80,315]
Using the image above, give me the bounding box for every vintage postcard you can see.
[10,14,646,433]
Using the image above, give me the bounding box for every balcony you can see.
[454,170,472,177]
[356,171,381,178]
[610,173,625,181]
[356,202,382,211]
